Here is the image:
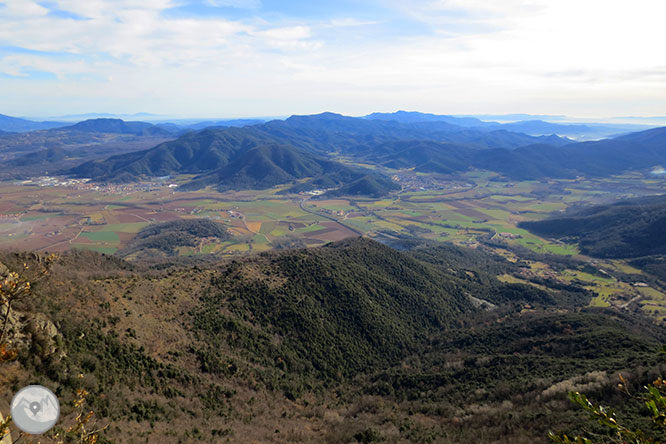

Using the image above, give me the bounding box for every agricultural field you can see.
[1,170,665,322]
[0,179,362,256]
[0,172,662,258]
[499,252,666,324]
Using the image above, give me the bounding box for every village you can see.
[15,176,179,194]
[391,172,473,192]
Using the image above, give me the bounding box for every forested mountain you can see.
[59,118,174,136]
[1,237,662,443]
[0,119,176,180]
[70,127,266,180]
[64,113,568,191]
[259,112,568,150]
[352,125,666,179]
[70,128,398,195]
[7,146,71,166]
[519,194,666,258]
[58,112,666,190]
[614,125,666,144]
[0,118,176,158]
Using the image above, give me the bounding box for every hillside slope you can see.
[0,238,662,443]
[67,114,666,188]
[519,195,666,258]
[352,126,666,180]
[0,113,66,132]
[70,128,399,196]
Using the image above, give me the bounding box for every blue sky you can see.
[0,0,665,119]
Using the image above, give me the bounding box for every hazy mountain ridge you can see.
[7,146,72,166]
[0,118,178,158]
[262,112,570,150]
[365,110,498,127]
[0,113,67,132]
[184,119,266,130]
[352,125,666,179]
[59,118,174,136]
[364,111,651,138]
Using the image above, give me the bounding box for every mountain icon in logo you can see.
[10,385,60,435]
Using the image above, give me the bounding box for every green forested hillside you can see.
[198,238,480,382]
[0,238,662,444]
[116,219,230,258]
[519,195,666,258]
[70,128,397,196]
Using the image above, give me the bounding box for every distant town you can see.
[15,176,179,194]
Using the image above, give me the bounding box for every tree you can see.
[550,346,666,444]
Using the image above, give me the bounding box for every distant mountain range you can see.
[339,121,666,180]
[183,119,266,130]
[69,127,399,197]
[365,111,651,139]
[0,113,67,132]
[365,111,499,128]
[0,118,179,159]
[3,110,654,139]
[0,118,179,180]
[260,114,666,180]
[65,112,576,195]
[2,111,665,196]
[47,112,163,121]
[65,113,666,195]
[256,112,569,151]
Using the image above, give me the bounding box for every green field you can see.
[100,223,150,232]
[80,231,120,242]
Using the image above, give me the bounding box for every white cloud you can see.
[207,0,261,9]
[326,18,382,28]
[1,0,50,17]
[0,0,313,68]
[0,0,665,117]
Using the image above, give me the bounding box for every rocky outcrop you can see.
[0,261,63,360]
[4,311,63,360]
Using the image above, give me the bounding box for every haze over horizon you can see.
[1,0,665,118]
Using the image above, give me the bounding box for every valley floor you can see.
[1,169,664,323]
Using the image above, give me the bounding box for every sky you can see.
[1,0,665,119]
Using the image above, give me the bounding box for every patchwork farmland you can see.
[1,171,666,322]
